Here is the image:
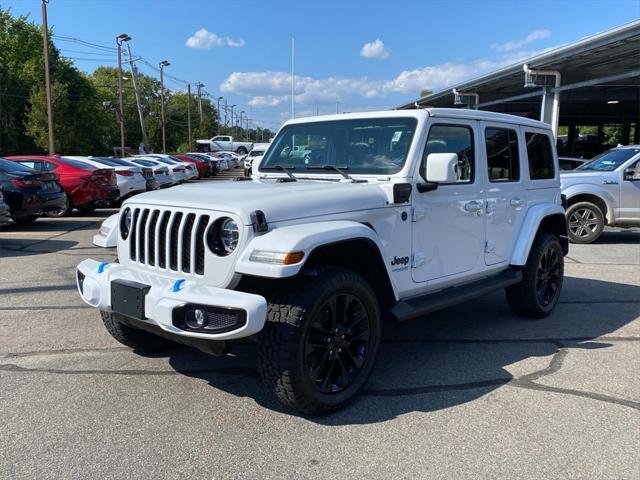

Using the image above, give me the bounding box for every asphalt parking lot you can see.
[1,174,639,479]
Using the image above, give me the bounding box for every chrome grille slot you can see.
[169,212,184,271]
[147,210,160,266]
[127,207,210,275]
[182,214,196,273]
[194,215,209,275]
[158,211,171,268]
[129,208,140,262]
[138,209,150,263]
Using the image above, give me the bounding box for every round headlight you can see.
[120,208,132,240]
[220,218,239,253]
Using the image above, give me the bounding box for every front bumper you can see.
[76,259,268,341]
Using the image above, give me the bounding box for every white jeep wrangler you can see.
[77,109,568,414]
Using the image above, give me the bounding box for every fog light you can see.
[194,309,205,327]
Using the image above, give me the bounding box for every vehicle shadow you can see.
[592,229,640,245]
[0,238,78,257]
[162,275,639,424]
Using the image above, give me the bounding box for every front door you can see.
[480,122,528,265]
[619,158,640,222]
[412,120,486,283]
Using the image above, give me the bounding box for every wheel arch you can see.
[563,185,615,224]
[510,204,568,266]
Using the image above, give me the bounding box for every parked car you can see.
[175,154,210,178]
[559,157,587,171]
[77,109,568,414]
[0,186,10,226]
[197,152,229,172]
[7,155,119,215]
[561,145,640,243]
[184,153,219,176]
[0,157,66,223]
[64,156,146,206]
[245,143,270,176]
[136,155,188,183]
[94,157,159,191]
[144,154,199,181]
[195,135,252,155]
[121,158,173,188]
[218,151,245,168]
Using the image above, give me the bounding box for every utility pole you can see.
[196,83,204,125]
[187,84,192,150]
[41,0,55,155]
[239,111,244,140]
[223,99,228,129]
[217,97,223,130]
[159,60,170,153]
[125,41,148,152]
[291,36,295,119]
[116,34,130,157]
[230,104,236,135]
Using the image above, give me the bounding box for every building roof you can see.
[398,20,640,124]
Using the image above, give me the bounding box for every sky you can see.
[3,0,639,130]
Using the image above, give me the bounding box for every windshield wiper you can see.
[261,165,297,181]
[306,164,366,183]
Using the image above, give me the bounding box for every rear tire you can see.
[76,204,96,214]
[237,147,248,155]
[12,215,38,225]
[101,311,174,352]
[258,268,381,415]
[506,232,564,319]
[566,201,604,244]
[46,193,73,217]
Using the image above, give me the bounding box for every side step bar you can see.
[391,269,522,322]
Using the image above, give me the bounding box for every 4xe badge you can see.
[391,255,410,272]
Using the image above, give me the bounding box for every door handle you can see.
[510,197,525,208]
[464,200,484,213]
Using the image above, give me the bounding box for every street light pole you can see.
[116,34,130,157]
[216,97,223,129]
[159,60,170,153]
[41,0,55,155]
[124,40,148,152]
[196,83,204,125]
[187,83,192,150]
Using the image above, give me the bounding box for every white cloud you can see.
[492,29,552,52]
[248,95,288,108]
[185,29,245,49]
[360,39,390,59]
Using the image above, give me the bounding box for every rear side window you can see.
[485,127,520,182]
[422,124,474,183]
[525,132,555,179]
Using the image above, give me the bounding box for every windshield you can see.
[132,159,158,167]
[0,157,35,173]
[259,117,417,175]
[577,148,640,171]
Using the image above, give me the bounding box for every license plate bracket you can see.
[111,279,150,320]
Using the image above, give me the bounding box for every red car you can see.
[175,154,209,177]
[6,155,119,216]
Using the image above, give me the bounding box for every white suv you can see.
[561,146,640,243]
[77,109,568,414]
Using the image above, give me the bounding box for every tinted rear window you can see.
[525,132,555,179]
[0,157,35,173]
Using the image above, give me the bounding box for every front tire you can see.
[566,201,604,244]
[258,268,381,415]
[101,311,174,352]
[506,232,564,319]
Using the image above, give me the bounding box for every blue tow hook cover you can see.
[97,262,108,274]
[172,279,185,292]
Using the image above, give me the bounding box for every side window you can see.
[16,160,37,169]
[485,127,520,182]
[421,124,474,183]
[44,161,58,171]
[525,132,555,180]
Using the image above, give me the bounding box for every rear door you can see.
[619,157,640,221]
[411,119,486,283]
[480,122,528,266]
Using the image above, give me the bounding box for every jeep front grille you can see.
[128,207,210,275]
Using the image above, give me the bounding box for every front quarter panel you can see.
[235,220,399,298]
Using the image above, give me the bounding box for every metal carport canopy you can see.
[397,19,640,135]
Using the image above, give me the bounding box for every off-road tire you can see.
[506,232,564,319]
[257,268,381,415]
[566,201,605,244]
[101,311,174,351]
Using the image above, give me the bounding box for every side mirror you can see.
[624,167,639,181]
[425,153,459,183]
